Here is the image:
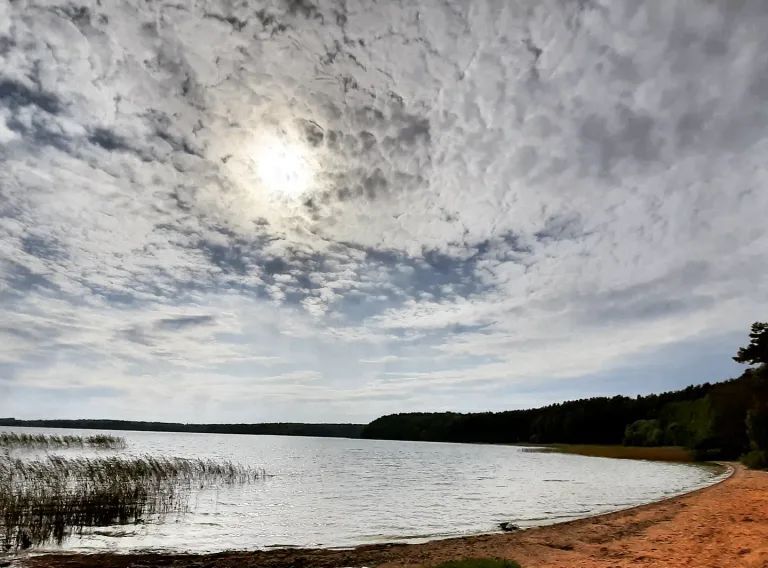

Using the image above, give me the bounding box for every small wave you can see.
[91,529,137,538]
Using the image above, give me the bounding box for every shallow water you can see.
[3,426,725,554]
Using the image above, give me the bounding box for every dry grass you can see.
[523,444,694,462]
[0,454,267,551]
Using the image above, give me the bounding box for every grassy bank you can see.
[526,443,695,462]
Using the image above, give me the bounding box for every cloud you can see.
[1,0,767,421]
[360,355,402,365]
[156,314,217,330]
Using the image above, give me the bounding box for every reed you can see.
[0,455,267,551]
[520,443,694,462]
[0,432,127,450]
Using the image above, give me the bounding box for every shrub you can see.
[623,419,663,446]
[741,450,768,470]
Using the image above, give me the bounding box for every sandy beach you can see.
[17,464,768,568]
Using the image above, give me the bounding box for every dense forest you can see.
[363,322,768,465]
[0,419,365,439]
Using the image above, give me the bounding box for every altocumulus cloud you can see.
[0,0,767,422]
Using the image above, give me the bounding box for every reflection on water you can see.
[3,426,725,554]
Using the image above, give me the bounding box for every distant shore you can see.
[0,419,364,439]
[18,464,768,568]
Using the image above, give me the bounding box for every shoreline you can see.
[15,463,768,568]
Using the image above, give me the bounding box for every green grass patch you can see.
[432,560,521,568]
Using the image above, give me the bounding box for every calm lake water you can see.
[5,426,725,554]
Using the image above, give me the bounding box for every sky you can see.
[1,1,767,424]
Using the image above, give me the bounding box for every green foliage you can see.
[623,419,663,446]
[363,372,768,460]
[431,559,521,568]
[741,450,768,470]
[658,397,713,447]
[698,377,755,456]
[365,322,768,461]
[740,372,768,469]
[733,322,768,366]
[363,382,719,448]
[746,404,768,449]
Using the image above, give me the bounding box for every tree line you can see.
[362,322,768,466]
[0,418,364,439]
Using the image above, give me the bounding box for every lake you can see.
[3,427,725,554]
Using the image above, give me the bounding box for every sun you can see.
[253,136,315,198]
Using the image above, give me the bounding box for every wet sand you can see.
[18,464,768,568]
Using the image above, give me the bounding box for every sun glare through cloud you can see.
[253,134,316,199]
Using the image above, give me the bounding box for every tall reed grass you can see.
[0,432,127,450]
[0,455,267,551]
